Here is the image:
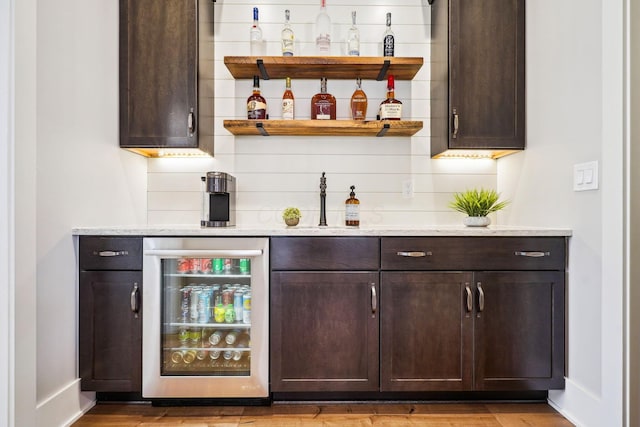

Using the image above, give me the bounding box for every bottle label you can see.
[380,104,402,120]
[314,100,333,120]
[282,38,294,56]
[282,99,294,120]
[383,35,394,57]
[345,204,360,221]
[247,100,267,119]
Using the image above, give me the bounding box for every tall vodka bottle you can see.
[347,11,360,56]
[281,9,295,56]
[315,0,331,54]
[382,12,394,57]
[250,7,264,56]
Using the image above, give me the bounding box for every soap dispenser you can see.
[345,185,360,227]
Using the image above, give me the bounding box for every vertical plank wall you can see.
[146,0,497,227]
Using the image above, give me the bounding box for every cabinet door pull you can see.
[452,108,459,139]
[396,251,432,257]
[188,109,196,135]
[514,251,550,257]
[477,282,485,312]
[371,284,377,314]
[130,283,140,318]
[465,284,473,313]
[96,250,129,257]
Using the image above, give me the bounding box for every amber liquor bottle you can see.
[350,78,367,120]
[311,77,336,120]
[281,77,295,120]
[247,75,267,119]
[378,74,402,120]
[345,185,360,227]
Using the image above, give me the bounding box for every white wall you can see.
[10,0,149,426]
[147,0,498,228]
[498,0,625,425]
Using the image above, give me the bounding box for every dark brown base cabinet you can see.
[272,236,566,396]
[79,237,142,392]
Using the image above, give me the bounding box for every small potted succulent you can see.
[449,188,509,227]
[282,207,302,226]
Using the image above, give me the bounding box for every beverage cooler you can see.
[142,237,269,398]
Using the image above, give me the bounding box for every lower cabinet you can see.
[79,236,142,392]
[381,270,565,392]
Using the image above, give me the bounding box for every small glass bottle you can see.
[247,75,267,119]
[281,9,295,56]
[382,12,394,57]
[378,74,402,120]
[347,11,360,56]
[350,78,367,120]
[282,77,295,120]
[315,0,332,54]
[311,77,336,120]
[345,185,360,227]
[249,7,264,56]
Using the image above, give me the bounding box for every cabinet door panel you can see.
[380,272,473,391]
[79,271,142,392]
[271,271,379,392]
[474,271,565,390]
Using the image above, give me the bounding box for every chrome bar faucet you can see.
[319,172,328,226]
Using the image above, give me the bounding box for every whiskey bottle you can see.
[311,77,336,120]
[350,78,367,120]
[378,74,402,120]
[249,7,265,56]
[347,11,360,56]
[345,185,360,227]
[247,75,267,120]
[315,0,331,54]
[281,9,295,56]
[281,77,295,120]
[382,12,394,57]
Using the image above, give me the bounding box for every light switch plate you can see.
[574,161,599,191]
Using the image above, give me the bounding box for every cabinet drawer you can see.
[79,236,142,271]
[381,237,566,271]
[271,237,379,270]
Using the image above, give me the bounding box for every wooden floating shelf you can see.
[223,120,423,137]
[223,56,424,81]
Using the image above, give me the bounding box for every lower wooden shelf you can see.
[223,119,423,137]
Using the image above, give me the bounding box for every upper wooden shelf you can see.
[223,56,424,81]
[223,120,423,137]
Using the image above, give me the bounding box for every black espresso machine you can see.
[201,172,236,227]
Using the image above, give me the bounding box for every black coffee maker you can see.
[201,172,236,227]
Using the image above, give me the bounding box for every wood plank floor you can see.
[72,402,574,426]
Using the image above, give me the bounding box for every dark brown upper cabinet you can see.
[430,0,525,159]
[119,0,212,157]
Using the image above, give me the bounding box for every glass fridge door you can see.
[161,256,253,376]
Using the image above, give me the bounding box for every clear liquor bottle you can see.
[350,78,367,120]
[250,7,264,56]
[281,9,295,56]
[315,0,331,54]
[378,74,402,120]
[311,77,336,120]
[383,12,394,57]
[345,185,360,227]
[347,11,360,56]
[282,77,295,120]
[247,76,267,119]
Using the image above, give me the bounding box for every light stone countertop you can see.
[72,225,572,237]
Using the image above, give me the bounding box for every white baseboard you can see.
[548,378,622,427]
[36,379,96,427]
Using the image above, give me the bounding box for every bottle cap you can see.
[253,75,260,87]
[387,75,395,89]
[350,185,356,197]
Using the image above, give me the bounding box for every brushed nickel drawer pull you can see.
[514,251,551,257]
[96,250,129,257]
[396,251,433,257]
[371,284,377,314]
[465,285,473,313]
[130,283,140,318]
[477,282,485,312]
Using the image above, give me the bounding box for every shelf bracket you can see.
[256,59,270,80]
[376,123,391,137]
[376,60,391,81]
[256,122,269,136]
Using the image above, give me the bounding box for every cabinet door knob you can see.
[477,282,485,312]
[130,283,140,318]
[371,283,377,314]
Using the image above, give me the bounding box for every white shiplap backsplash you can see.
[146,0,497,227]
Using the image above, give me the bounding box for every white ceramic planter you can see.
[463,216,491,227]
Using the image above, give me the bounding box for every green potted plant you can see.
[282,207,302,226]
[449,188,510,227]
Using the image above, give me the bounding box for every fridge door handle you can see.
[131,282,140,318]
[144,249,263,258]
[371,283,377,314]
